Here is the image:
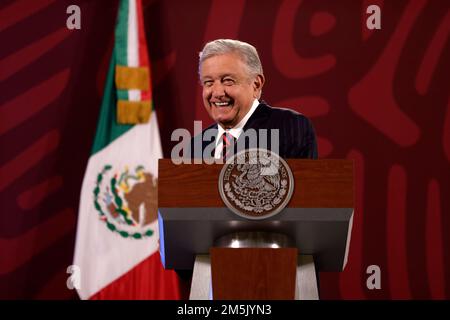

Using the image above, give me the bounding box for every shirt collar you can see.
[216,99,260,145]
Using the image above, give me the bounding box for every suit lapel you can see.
[202,123,218,158]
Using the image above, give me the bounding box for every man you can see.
[193,39,318,160]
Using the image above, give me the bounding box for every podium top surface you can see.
[159,159,353,208]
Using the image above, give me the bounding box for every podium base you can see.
[189,254,319,300]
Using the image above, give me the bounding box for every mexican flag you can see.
[73,0,180,299]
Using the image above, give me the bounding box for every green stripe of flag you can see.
[91,47,133,155]
[115,0,129,67]
[115,0,130,102]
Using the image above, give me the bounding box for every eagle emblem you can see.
[219,149,294,220]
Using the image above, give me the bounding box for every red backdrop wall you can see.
[0,0,449,299]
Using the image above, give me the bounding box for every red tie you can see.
[222,131,235,161]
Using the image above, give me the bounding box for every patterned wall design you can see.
[0,0,448,299]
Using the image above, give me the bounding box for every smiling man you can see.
[194,39,318,161]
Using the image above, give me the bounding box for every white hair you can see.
[198,39,264,79]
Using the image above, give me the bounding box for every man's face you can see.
[200,53,264,129]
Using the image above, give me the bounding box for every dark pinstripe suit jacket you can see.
[192,102,318,159]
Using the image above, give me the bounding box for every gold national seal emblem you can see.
[218,149,294,220]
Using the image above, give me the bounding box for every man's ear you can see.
[253,74,265,97]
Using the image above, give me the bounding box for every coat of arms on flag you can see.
[94,165,158,238]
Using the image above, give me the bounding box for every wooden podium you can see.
[158,159,354,300]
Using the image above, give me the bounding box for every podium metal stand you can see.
[158,159,354,300]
